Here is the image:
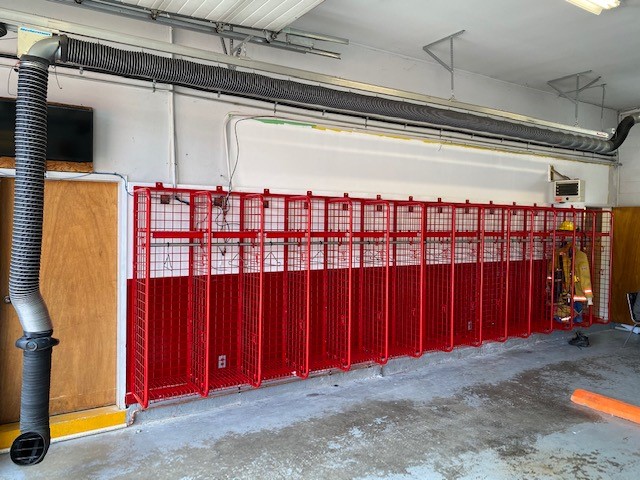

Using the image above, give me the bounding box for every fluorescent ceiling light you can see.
[117,0,325,31]
[565,0,620,15]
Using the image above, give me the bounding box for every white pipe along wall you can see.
[0,0,620,409]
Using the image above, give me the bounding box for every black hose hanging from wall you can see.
[61,36,639,155]
[9,50,60,466]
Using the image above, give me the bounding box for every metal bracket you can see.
[547,71,606,126]
[422,30,465,99]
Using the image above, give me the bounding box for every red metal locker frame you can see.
[389,198,425,358]
[130,184,202,406]
[529,206,556,334]
[283,194,312,379]
[423,201,455,352]
[206,188,248,391]
[452,202,484,347]
[505,206,535,338]
[481,203,509,342]
[590,210,613,324]
[128,184,615,408]
[322,195,354,371]
[352,197,391,365]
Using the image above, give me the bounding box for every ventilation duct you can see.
[58,36,637,155]
[9,37,63,466]
[9,33,638,466]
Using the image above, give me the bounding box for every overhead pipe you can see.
[8,36,64,466]
[56,36,636,155]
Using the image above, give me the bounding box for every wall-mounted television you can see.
[0,98,93,164]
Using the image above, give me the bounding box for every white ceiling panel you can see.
[119,0,325,31]
[292,0,640,111]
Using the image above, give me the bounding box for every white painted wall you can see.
[0,0,619,202]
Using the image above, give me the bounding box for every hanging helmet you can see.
[558,220,575,231]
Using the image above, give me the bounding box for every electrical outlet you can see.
[468,321,473,331]
[218,354,227,369]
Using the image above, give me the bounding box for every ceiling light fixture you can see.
[565,0,620,15]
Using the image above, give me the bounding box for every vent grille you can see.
[556,182,580,196]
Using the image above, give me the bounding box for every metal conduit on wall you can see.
[7,33,635,466]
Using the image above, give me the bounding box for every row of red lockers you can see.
[127,184,612,407]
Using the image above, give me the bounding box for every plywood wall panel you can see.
[0,179,117,424]
[612,207,640,325]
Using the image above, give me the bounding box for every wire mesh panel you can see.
[191,191,212,396]
[308,197,329,372]
[590,210,613,324]
[481,205,508,342]
[284,196,312,378]
[424,203,455,352]
[131,186,201,405]
[321,197,353,371]
[239,194,265,387]
[452,204,483,347]
[389,201,424,358]
[207,191,246,390]
[506,207,534,338]
[131,188,151,407]
[353,199,390,365]
[259,195,288,381]
[531,208,556,334]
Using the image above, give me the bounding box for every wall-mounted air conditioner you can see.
[552,179,585,203]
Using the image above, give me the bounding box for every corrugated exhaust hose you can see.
[9,41,61,466]
[8,33,637,466]
[61,36,638,155]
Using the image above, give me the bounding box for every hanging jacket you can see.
[555,244,593,302]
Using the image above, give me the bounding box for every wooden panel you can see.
[612,207,640,325]
[0,157,93,173]
[0,179,117,424]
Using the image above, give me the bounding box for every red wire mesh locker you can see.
[259,192,312,382]
[131,185,201,407]
[552,208,587,331]
[590,210,613,324]
[424,203,455,352]
[389,200,424,358]
[452,203,483,347]
[530,207,556,334]
[352,198,390,365]
[481,205,508,342]
[206,190,247,391]
[506,207,534,338]
[238,194,265,387]
[284,196,312,379]
[313,196,353,371]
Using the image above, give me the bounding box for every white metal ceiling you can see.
[292,0,640,111]
[121,0,325,31]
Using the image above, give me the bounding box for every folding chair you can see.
[624,292,640,347]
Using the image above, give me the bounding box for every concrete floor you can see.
[2,327,640,480]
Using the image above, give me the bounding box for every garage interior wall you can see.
[0,0,625,413]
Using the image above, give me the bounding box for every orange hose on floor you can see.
[571,389,640,425]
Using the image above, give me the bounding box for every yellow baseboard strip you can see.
[0,406,126,451]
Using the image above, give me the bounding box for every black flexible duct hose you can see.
[62,36,638,155]
[9,55,59,467]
